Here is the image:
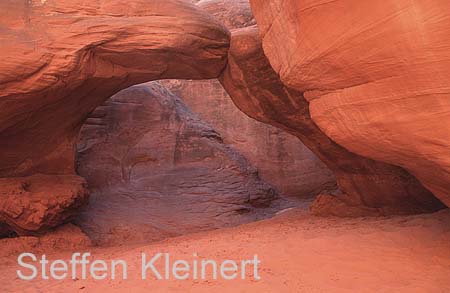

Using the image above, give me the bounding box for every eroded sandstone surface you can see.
[197,0,256,29]
[0,0,229,178]
[250,0,450,207]
[0,0,230,234]
[162,0,336,198]
[0,175,88,236]
[163,79,336,197]
[76,83,280,245]
[1,0,448,238]
[220,25,445,215]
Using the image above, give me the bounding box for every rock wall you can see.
[249,0,450,207]
[162,0,336,198]
[163,79,336,197]
[220,26,445,215]
[76,83,280,245]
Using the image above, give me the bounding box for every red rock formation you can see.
[163,79,336,197]
[0,0,229,234]
[0,0,228,177]
[197,0,256,29]
[220,26,445,215]
[0,175,88,236]
[162,0,336,197]
[250,0,450,207]
[1,0,446,237]
[76,82,279,245]
[0,224,92,258]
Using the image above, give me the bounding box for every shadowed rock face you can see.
[220,26,445,215]
[0,0,229,234]
[75,83,279,245]
[162,79,336,197]
[161,0,336,198]
[250,0,450,207]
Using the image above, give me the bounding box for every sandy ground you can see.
[1,208,449,292]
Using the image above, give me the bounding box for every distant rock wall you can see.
[162,0,336,198]
[75,83,280,245]
[163,79,336,197]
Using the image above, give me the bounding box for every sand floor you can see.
[1,208,449,292]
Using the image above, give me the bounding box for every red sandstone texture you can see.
[76,82,280,245]
[0,0,229,234]
[70,0,332,245]
[0,175,88,236]
[162,80,336,198]
[162,0,336,198]
[0,1,449,291]
[1,0,448,239]
[250,0,450,207]
[0,0,228,178]
[220,25,445,215]
[197,0,256,29]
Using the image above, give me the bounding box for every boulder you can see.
[0,174,88,236]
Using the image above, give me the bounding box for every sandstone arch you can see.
[1,0,447,237]
[0,0,229,235]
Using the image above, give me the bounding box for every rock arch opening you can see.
[0,0,231,237]
[74,82,292,246]
[0,0,447,242]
